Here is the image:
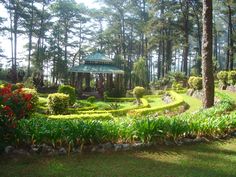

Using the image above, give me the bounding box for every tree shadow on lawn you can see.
[1,139,236,177]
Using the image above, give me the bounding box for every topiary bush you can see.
[58,85,76,105]
[188,76,202,90]
[47,93,69,115]
[133,86,145,105]
[87,96,96,103]
[217,71,228,89]
[228,70,236,85]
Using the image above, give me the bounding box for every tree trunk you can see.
[182,0,189,76]
[228,5,234,70]
[27,0,34,77]
[202,0,214,108]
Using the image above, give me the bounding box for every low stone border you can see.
[4,131,236,156]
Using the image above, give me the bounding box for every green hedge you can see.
[128,91,184,116]
[16,91,236,146]
[58,85,76,105]
[48,113,113,121]
[76,98,149,116]
[47,93,69,115]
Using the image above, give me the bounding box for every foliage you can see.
[47,93,69,115]
[217,71,228,86]
[133,86,145,104]
[172,81,183,91]
[0,84,34,148]
[129,91,184,116]
[15,91,236,147]
[22,88,39,112]
[58,85,76,105]
[87,96,96,103]
[23,77,35,89]
[109,102,120,110]
[228,70,236,85]
[132,57,148,87]
[188,76,202,90]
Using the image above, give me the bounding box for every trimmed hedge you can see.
[58,85,76,105]
[188,76,202,90]
[128,91,184,116]
[47,93,69,115]
[48,113,113,121]
[76,98,149,116]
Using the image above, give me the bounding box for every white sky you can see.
[0,0,101,68]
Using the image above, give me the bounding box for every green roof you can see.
[84,52,112,63]
[70,64,124,74]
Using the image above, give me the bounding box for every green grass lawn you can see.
[1,138,236,177]
[146,96,164,108]
[180,93,202,113]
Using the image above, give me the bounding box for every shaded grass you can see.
[1,138,236,177]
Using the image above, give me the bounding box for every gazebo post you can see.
[85,73,91,91]
[77,73,83,91]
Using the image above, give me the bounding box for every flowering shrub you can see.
[0,84,34,147]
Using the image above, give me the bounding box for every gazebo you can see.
[69,52,124,96]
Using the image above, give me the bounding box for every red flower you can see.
[23,93,32,101]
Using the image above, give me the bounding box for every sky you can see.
[0,0,101,68]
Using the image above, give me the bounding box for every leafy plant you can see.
[133,86,145,104]
[87,96,96,103]
[217,71,228,88]
[58,85,76,105]
[47,93,69,114]
[188,76,202,90]
[228,70,236,85]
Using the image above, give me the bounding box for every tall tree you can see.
[202,0,214,108]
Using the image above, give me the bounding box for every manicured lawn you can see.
[180,93,202,113]
[1,138,236,177]
[147,97,164,108]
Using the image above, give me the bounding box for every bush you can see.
[0,84,35,148]
[22,88,39,113]
[87,96,96,103]
[172,81,183,91]
[58,85,76,105]
[47,93,69,115]
[228,70,236,85]
[217,71,228,87]
[133,86,145,104]
[188,76,202,90]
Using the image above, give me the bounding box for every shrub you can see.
[217,71,228,87]
[22,88,39,112]
[58,85,76,105]
[228,70,236,85]
[188,76,202,90]
[0,84,34,148]
[133,86,145,104]
[172,81,183,91]
[87,96,96,103]
[47,93,69,115]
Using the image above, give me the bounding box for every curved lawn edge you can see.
[128,91,185,116]
[75,98,150,116]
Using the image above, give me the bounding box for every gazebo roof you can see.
[69,64,124,74]
[84,52,112,63]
